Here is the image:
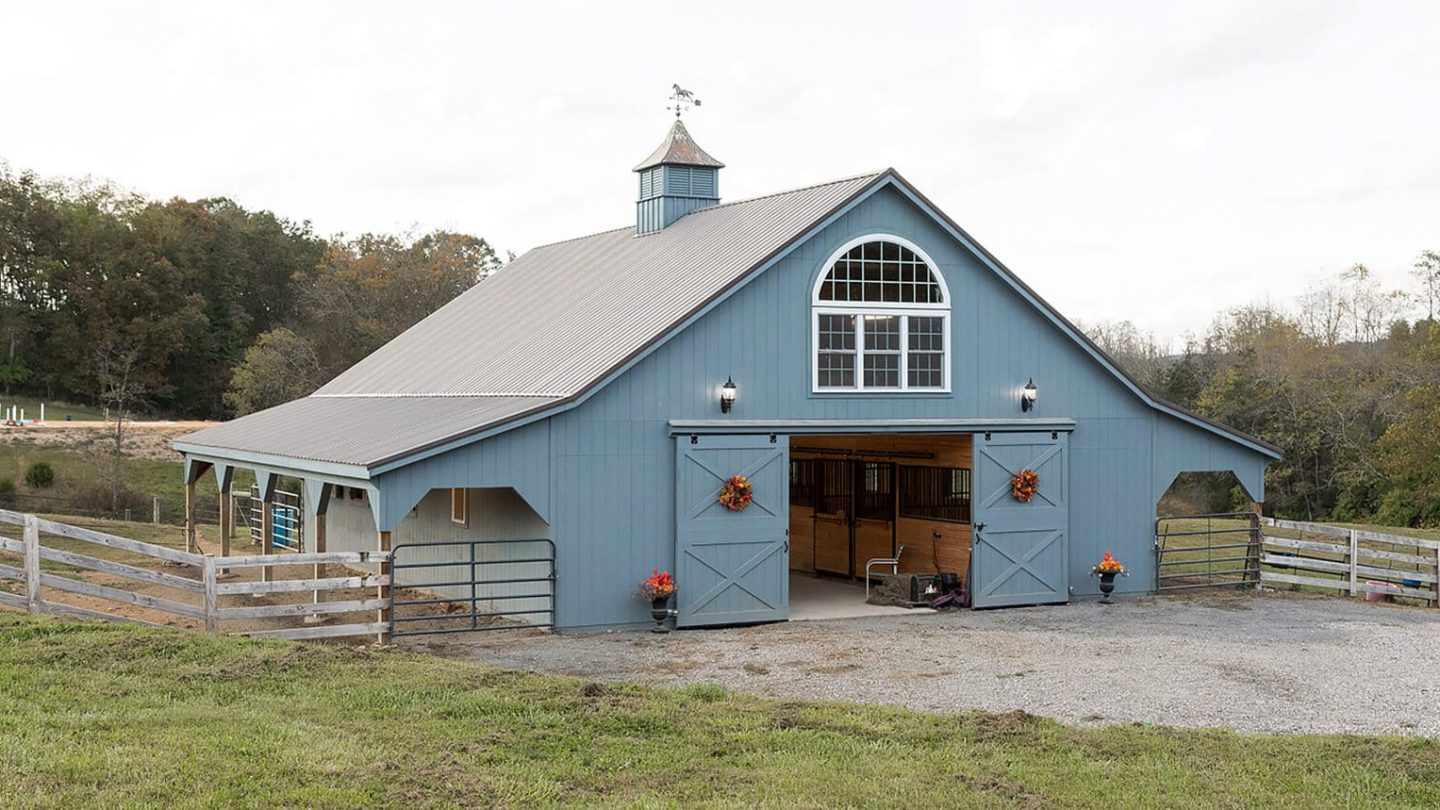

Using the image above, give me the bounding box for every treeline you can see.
[1086,256,1440,526]
[0,163,501,419]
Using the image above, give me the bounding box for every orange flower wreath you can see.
[1011,469,1039,502]
[718,474,754,511]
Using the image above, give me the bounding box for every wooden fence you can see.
[1260,517,1440,606]
[0,509,391,641]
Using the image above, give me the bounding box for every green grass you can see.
[0,395,104,422]
[1,616,1438,808]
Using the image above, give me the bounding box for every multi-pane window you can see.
[816,313,856,388]
[814,237,948,391]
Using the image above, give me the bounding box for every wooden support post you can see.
[23,513,41,615]
[184,479,197,555]
[202,555,219,632]
[218,492,231,568]
[1247,502,1263,589]
[1432,545,1440,608]
[313,513,327,606]
[377,530,392,644]
[262,500,275,583]
[1348,528,1359,597]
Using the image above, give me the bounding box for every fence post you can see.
[1348,529,1358,597]
[202,554,218,632]
[23,513,41,615]
[153,496,160,525]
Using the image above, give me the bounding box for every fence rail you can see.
[0,509,393,641]
[1259,517,1440,605]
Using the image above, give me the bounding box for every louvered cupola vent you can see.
[633,118,723,234]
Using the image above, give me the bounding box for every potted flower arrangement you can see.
[639,569,677,633]
[1090,551,1128,603]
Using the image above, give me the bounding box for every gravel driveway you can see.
[403,592,1440,736]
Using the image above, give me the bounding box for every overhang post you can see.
[377,529,393,645]
[303,480,332,614]
[183,459,212,555]
[213,464,235,573]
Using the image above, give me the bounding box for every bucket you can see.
[1364,580,1390,602]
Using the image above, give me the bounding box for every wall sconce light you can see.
[1021,378,1038,412]
[720,376,737,413]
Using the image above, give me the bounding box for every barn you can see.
[175,117,1280,634]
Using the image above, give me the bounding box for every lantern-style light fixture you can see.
[1021,378,1038,412]
[720,376,737,413]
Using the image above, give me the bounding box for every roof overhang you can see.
[174,443,374,483]
[669,418,1077,436]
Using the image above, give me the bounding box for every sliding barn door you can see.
[972,432,1070,608]
[674,434,789,627]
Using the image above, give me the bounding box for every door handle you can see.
[975,522,986,532]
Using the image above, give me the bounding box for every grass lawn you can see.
[0,442,233,523]
[0,395,104,422]
[1,616,1438,808]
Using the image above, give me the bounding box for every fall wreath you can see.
[718,474,754,512]
[1011,469,1039,502]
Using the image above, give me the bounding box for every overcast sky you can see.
[4,1,1437,345]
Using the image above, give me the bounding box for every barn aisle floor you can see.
[787,574,915,621]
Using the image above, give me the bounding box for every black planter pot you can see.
[651,597,672,633]
[1098,572,1117,603]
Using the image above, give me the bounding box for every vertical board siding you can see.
[390,184,1269,629]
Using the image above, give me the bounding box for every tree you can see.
[89,342,147,514]
[1413,250,1440,322]
[297,230,501,376]
[224,328,324,416]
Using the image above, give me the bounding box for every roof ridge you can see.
[523,170,887,252]
[686,169,887,215]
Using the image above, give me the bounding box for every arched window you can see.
[812,236,949,391]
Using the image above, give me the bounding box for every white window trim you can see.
[450,487,468,526]
[811,234,951,394]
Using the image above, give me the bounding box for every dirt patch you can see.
[0,423,214,461]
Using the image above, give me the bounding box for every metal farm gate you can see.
[387,538,556,637]
[235,486,304,551]
[1155,511,1262,592]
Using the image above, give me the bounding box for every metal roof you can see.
[632,119,726,171]
[175,395,556,466]
[315,172,879,398]
[178,173,882,468]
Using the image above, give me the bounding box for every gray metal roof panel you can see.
[632,119,725,170]
[176,396,557,467]
[316,172,881,398]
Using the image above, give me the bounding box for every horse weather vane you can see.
[668,84,702,119]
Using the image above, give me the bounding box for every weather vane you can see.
[667,84,702,119]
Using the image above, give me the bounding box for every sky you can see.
[3,1,1438,346]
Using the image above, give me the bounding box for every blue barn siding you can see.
[1152,415,1267,505]
[403,183,1267,629]
[374,421,552,531]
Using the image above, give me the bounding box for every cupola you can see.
[634,115,723,234]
